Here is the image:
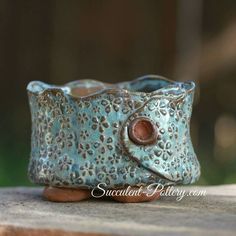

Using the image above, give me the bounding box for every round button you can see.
[128,117,158,145]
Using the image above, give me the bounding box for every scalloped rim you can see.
[27,74,195,99]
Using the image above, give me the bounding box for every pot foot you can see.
[111,187,161,203]
[43,187,91,202]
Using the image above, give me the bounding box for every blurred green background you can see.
[0,0,236,186]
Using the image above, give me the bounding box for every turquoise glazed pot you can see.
[27,75,200,189]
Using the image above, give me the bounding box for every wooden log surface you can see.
[0,185,235,236]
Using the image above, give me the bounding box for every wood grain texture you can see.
[0,186,236,236]
[0,225,113,236]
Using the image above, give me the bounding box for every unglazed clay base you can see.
[43,187,91,202]
[43,187,161,203]
[111,188,161,203]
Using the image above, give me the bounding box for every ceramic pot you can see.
[27,75,200,202]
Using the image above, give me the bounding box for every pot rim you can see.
[27,74,195,99]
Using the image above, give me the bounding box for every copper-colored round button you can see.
[128,117,158,145]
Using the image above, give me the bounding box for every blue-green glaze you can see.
[27,75,200,189]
